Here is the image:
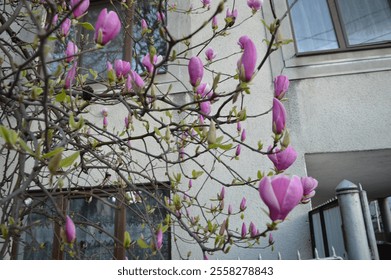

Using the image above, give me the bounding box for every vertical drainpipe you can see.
[336,180,371,260]
[378,197,391,242]
[359,184,379,260]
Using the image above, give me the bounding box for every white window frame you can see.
[263,0,391,80]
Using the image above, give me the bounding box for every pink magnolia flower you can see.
[188,56,204,87]
[237,36,257,82]
[212,16,218,30]
[65,41,78,63]
[141,19,148,32]
[188,179,193,189]
[228,204,233,215]
[52,14,58,25]
[142,53,163,75]
[129,70,145,90]
[205,48,216,62]
[125,74,132,92]
[237,122,242,132]
[156,228,163,249]
[241,222,247,238]
[301,176,318,203]
[200,100,211,115]
[241,129,246,142]
[70,0,90,18]
[196,83,213,99]
[274,75,290,99]
[65,62,77,89]
[201,0,211,8]
[60,18,71,37]
[114,59,131,78]
[219,186,225,200]
[249,222,257,238]
[240,197,247,211]
[157,11,165,23]
[94,8,121,46]
[65,215,76,243]
[247,0,263,12]
[259,175,303,222]
[101,107,108,117]
[226,8,238,19]
[235,144,241,157]
[267,145,297,172]
[272,98,286,134]
[103,116,108,128]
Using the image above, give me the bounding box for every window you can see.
[288,0,391,54]
[15,186,170,260]
[48,0,166,78]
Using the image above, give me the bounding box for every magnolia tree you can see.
[0,0,317,260]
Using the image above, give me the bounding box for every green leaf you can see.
[191,170,204,179]
[124,231,131,248]
[42,147,64,159]
[89,69,98,80]
[218,143,233,151]
[137,238,149,249]
[18,139,33,155]
[0,125,18,146]
[55,89,67,102]
[59,151,80,168]
[78,22,94,30]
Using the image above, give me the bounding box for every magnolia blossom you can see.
[114,59,131,78]
[188,56,204,87]
[196,83,213,99]
[212,16,218,30]
[70,0,90,18]
[157,11,165,23]
[235,144,241,157]
[247,0,263,12]
[237,122,242,132]
[241,222,247,238]
[205,48,216,62]
[272,97,286,134]
[200,100,211,115]
[228,204,233,215]
[240,197,247,211]
[274,75,290,99]
[201,0,211,8]
[142,54,163,75]
[129,70,145,90]
[101,107,108,117]
[267,145,297,172]
[65,62,77,89]
[301,177,318,203]
[156,228,163,249]
[219,186,225,200]
[65,41,78,63]
[188,179,193,189]
[237,35,257,82]
[103,116,108,128]
[60,18,71,37]
[226,8,238,19]
[65,216,76,243]
[141,19,148,31]
[249,222,257,238]
[259,175,303,222]
[94,8,121,46]
[241,129,246,142]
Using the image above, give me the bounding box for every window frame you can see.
[264,0,391,80]
[13,184,171,260]
[287,0,391,56]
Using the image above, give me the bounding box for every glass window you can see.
[288,0,391,53]
[288,0,339,53]
[337,0,391,46]
[15,187,170,260]
[47,0,167,78]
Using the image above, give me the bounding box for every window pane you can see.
[17,198,55,260]
[66,197,116,260]
[288,0,339,52]
[337,0,391,46]
[125,189,170,260]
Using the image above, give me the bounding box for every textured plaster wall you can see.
[286,71,391,154]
